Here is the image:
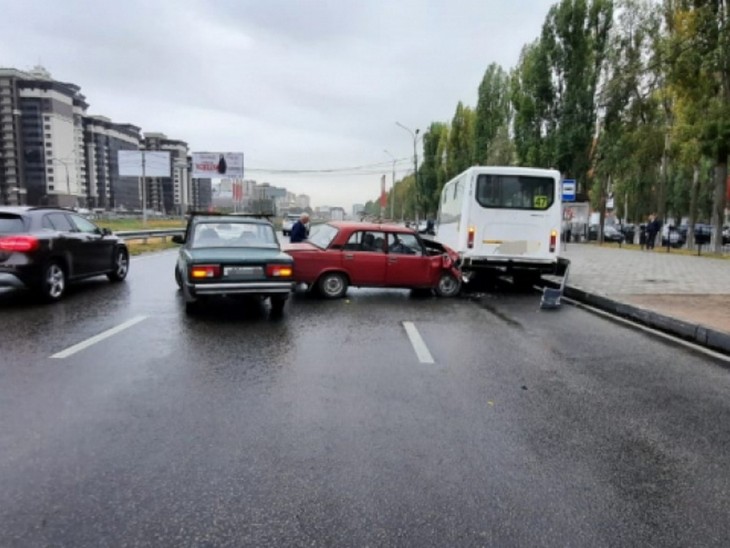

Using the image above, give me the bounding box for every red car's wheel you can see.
[318,272,348,299]
[435,272,461,298]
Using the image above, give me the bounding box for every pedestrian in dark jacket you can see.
[646,214,660,250]
[289,213,310,243]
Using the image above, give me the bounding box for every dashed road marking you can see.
[50,315,148,359]
[402,321,435,364]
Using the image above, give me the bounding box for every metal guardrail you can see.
[117,229,184,243]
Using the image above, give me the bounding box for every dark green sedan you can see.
[173,214,295,315]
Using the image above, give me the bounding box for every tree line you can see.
[364,0,729,251]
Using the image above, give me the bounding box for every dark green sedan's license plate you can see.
[224,266,263,278]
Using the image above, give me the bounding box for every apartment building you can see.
[190,175,212,211]
[0,69,25,205]
[84,116,142,210]
[0,66,88,207]
[1,67,214,211]
[296,194,311,210]
[142,132,189,214]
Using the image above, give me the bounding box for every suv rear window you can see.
[0,215,25,234]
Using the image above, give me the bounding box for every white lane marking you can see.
[402,321,435,364]
[50,315,148,359]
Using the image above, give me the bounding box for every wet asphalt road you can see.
[1,251,730,547]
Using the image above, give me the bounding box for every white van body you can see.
[435,166,562,277]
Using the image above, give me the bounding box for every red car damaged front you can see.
[283,221,462,299]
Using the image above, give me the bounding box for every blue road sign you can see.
[562,179,576,202]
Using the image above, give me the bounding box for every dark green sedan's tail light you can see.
[266,264,293,278]
[190,264,221,279]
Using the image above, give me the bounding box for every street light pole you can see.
[384,149,396,220]
[142,151,147,226]
[396,122,420,221]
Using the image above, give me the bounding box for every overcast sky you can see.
[1,0,557,211]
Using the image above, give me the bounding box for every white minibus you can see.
[435,166,563,285]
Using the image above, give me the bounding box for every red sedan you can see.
[284,221,462,298]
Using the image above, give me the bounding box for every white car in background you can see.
[282,214,300,236]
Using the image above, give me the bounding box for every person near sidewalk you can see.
[289,213,310,243]
[646,214,660,250]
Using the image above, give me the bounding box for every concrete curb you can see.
[543,281,730,355]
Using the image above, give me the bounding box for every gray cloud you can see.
[1,0,556,209]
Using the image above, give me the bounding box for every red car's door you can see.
[385,232,432,287]
[341,230,387,286]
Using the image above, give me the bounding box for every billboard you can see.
[192,152,244,178]
[117,151,171,177]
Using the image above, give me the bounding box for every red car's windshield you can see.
[307,224,338,249]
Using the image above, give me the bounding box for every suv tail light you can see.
[0,235,40,253]
[267,264,293,278]
[467,226,475,249]
[190,264,221,279]
[549,230,557,253]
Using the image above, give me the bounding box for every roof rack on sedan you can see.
[185,211,276,223]
[26,206,77,212]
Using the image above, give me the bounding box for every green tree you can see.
[485,125,517,165]
[446,102,476,179]
[419,122,449,217]
[666,0,730,251]
[593,0,664,232]
[543,0,614,190]
[474,63,511,164]
[511,40,556,168]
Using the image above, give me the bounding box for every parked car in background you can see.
[691,224,713,246]
[603,225,625,243]
[173,213,295,314]
[0,206,129,301]
[661,225,684,248]
[620,224,636,244]
[282,214,300,237]
[284,221,462,298]
[588,224,624,242]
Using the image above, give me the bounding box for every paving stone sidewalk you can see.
[560,243,730,335]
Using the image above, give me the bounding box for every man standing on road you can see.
[290,213,310,243]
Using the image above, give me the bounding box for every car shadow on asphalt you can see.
[179,295,279,323]
[0,279,130,312]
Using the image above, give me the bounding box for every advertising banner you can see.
[192,152,244,178]
[118,151,171,177]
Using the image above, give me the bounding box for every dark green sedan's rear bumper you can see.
[188,281,294,297]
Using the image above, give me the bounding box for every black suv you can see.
[0,207,129,301]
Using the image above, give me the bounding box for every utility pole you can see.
[396,122,420,221]
[142,151,147,226]
[384,150,396,220]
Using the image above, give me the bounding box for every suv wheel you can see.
[108,248,129,282]
[40,261,66,302]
